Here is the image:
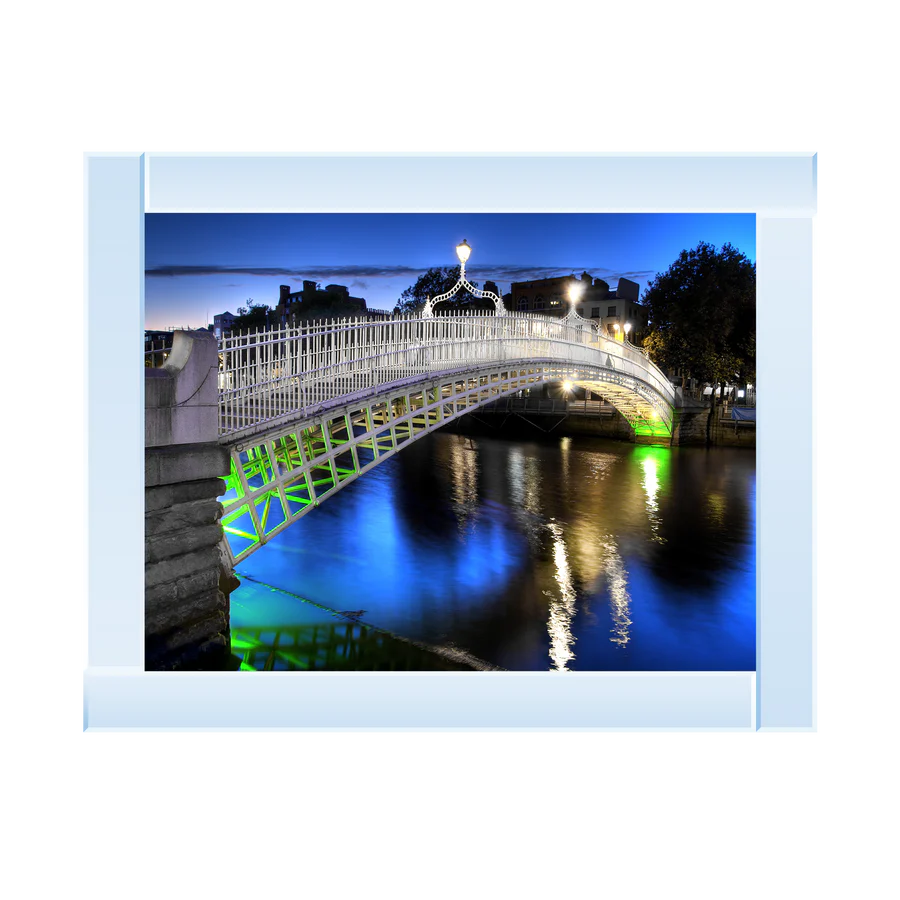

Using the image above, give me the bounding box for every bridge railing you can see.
[217,312,675,438]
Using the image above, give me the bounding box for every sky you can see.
[144,213,756,330]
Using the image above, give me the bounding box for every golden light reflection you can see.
[507,448,544,545]
[560,435,571,483]
[545,521,577,671]
[640,455,666,544]
[602,538,632,647]
[449,437,478,533]
[706,491,726,526]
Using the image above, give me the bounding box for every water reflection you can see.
[449,436,479,533]
[639,450,667,544]
[232,623,471,671]
[235,432,757,671]
[545,521,577,671]
[601,538,632,647]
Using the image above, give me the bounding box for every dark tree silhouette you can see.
[395,266,481,314]
[642,242,755,443]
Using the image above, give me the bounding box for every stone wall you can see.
[456,406,635,441]
[145,331,237,670]
[459,401,755,449]
[670,407,756,448]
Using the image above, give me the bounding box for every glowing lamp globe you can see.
[456,239,472,264]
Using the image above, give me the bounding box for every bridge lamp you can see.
[563,380,573,393]
[624,322,632,338]
[455,239,472,264]
[568,282,583,306]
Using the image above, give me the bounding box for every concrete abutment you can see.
[145,331,237,670]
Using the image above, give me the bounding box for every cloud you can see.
[145,264,424,279]
[146,262,656,286]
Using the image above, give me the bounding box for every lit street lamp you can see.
[422,240,506,318]
[569,281,581,313]
[624,321,632,342]
[456,238,471,267]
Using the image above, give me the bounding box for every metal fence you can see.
[144,338,170,368]
[216,311,675,438]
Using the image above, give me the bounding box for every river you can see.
[231,430,756,672]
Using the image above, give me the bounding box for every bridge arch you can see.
[216,313,674,562]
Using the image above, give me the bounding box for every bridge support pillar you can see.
[145,331,237,670]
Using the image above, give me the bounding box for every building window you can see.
[534,296,545,310]
[591,307,599,318]
[517,297,528,310]
[607,306,616,317]
[550,299,560,307]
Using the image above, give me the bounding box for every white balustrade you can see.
[217,312,675,439]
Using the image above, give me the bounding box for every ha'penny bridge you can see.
[216,309,675,563]
[143,241,676,668]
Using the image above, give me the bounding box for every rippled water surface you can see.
[233,431,756,671]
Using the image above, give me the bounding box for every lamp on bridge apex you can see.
[421,239,506,318]
[455,239,471,265]
[624,322,632,341]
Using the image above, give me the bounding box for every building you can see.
[509,272,648,338]
[275,281,367,323]
[509,273,588,315]
[577,277,648,339]
[212,311,236,339]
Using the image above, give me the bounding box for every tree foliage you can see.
[642,242,755,387]
[233,297,270,330]
[395,266,481,314]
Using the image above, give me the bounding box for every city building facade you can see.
[212,311,236,339]
[276,281,367,323]
[509,272,648,338]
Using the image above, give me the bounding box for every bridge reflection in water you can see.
[233,432,756,672]
[232,622,472,672]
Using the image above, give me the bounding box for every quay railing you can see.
[216,311,675,439]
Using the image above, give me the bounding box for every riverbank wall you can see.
[452,398,755,448]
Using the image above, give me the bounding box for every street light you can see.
[422,240,506,318]
[568,282,583,307]
[563,380,573,392]
[624,322,632,341]
[563,281,588,328]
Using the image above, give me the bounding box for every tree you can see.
[642,242,756,444]
[395,266,481,314]
[233,297,270,330]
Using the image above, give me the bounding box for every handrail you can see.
[216,311,675,438]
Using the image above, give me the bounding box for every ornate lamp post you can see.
[421,239,507,318]
[563,280,585,322]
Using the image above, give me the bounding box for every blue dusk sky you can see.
[144,213,756,330]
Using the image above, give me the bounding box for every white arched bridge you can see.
[216,310,676,563]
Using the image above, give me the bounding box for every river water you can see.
[232,431,756,671]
